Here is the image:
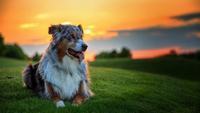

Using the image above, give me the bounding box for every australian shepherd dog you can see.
[22,24,93,107]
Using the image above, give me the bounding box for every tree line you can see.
[162,49,200,61]
[95,47,132,59]
[0,34,28,60]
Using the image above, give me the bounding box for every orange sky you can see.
[0,0,200,60]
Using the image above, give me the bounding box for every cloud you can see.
[115,23,200,38]
[193,32,200,38]
[171,12,200,21]
[19,23,39,29]
[35,13,50,19]
[88,23,200,53]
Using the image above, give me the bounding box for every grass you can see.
[0,57,200,113]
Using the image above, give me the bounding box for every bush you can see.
[3,44,27,59]
[32,52,41,61]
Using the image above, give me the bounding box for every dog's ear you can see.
[48,25,56,34]
[78,24,84,34]
[49,25,62,34]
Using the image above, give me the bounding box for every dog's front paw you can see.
[72,95,84,106]
[56,100,65,108]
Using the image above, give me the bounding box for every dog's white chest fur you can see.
[44,56,83,99]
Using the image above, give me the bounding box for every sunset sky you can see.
[0,0,200,60]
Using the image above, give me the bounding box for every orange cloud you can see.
[35,13,50,20]
[195,32,200,38]
[19,23,39,29]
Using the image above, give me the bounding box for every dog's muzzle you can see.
[67,48,84,61]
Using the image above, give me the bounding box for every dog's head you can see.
[48,24,87,61]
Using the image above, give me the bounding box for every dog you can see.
[22,24,93,107]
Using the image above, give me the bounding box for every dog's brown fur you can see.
[57,38,68,61]
[46,82,61,103]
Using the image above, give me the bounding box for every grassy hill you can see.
[0,57,199,113]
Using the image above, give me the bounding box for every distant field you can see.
[91,58,200,81]
[0,57,200,113]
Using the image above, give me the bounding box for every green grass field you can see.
[0,57,199,113]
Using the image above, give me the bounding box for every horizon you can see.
[0,0,200,61]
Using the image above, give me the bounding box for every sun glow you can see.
[84,29,92,35]
[61,22,72,25]
[85,51,96,62]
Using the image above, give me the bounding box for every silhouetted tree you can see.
[32,52,41,61]
[0,34,5,56]
[110,50,118,58]
[118,47,132,58]
[169,49,177,56]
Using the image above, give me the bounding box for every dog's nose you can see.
[82,44,88,51]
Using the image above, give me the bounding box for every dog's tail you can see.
[22,63,39,89]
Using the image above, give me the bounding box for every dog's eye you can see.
[67,37,72,41]
[67,36,76,42]
[71,34,76,39]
